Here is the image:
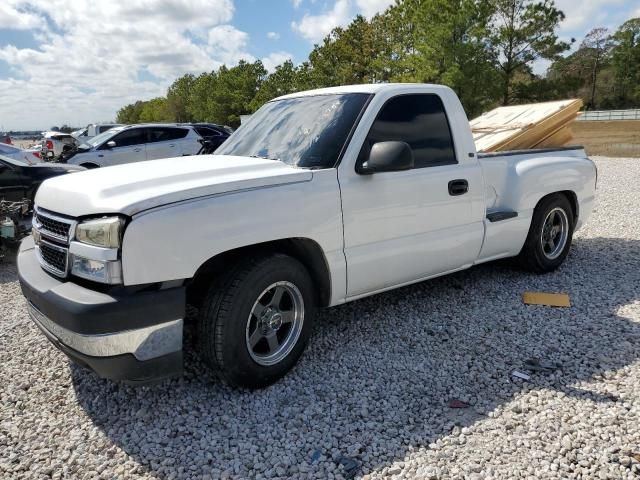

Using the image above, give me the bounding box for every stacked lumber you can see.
[471,99,583,152]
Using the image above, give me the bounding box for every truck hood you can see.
[35,155,313,217]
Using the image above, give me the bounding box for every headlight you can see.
[71,216,126,284]
[75,217,124,248]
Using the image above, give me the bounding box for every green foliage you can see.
[138,97,172,122]
[116,3,640,126]
[116,100,145,124]
[490,0,570,104]
[250,60,302,110]
[546,18,640,110]
[167,74,195,122]
[383,0,500,116]
[610,18,640,108]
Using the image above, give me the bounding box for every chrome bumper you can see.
[27,302,183,361]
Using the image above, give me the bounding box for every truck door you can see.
[339,93,485,298]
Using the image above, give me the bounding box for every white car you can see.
[71,123,122,141]
[0,143,42,164]
[40,131,77,161]
[18,83,596,388]
[63,124,202,168]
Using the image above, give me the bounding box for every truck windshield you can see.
[215,93,371,169]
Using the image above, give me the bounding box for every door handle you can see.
[169,143,175,147]
[448,179,469,196]
[133,148,141,152]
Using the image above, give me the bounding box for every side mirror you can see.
[358,141,414,174]
[106,140,116,149]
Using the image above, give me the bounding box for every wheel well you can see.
[187,238,332,308]
[536,190,578,225]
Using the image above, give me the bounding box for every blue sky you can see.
[0,0,638,130]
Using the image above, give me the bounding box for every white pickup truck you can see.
[18,84,596,388]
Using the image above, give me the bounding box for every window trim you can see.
[330,93,374,169]
[355,93,458,172]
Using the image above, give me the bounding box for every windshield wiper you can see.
[249,154,280,161]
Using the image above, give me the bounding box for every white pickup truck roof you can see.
[276,83,452,100]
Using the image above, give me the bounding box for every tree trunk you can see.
[502,71,511,105]
[589,57,598,110]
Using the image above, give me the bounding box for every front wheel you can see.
[198,254,316,388]
[517,193,575,273]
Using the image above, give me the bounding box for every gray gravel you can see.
[2,156,640,479]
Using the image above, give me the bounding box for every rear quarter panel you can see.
[477,152,596,261]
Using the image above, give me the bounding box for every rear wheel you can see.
[517,193,574,273]
[198,254,315,388]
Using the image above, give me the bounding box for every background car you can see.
[0,143,42,164]
[40,131,77,161]
[184,123,233,152]
[71,123,122,141]
[0,155,84,204]
[62,124,202,168]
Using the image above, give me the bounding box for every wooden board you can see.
[471,99,583,152]
[534,125,574,149]
[522,292,571,307]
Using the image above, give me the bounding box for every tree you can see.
[209,61,267,127]
[250,60,302,111]
[187,72,217,122]
[386,0,499,116]
[167,74,195,122]
[580,28,612,109]
[610,18,640,107]
[490,0,570,105]
[306,15,385,87]
[116,101,146,124]
[138,97,172,123]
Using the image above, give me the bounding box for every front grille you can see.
[37,241,68,276]
[34,210,72,242]
[32,208,75,278]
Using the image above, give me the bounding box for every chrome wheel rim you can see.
[540,207,569,260]
[245,281,304,366]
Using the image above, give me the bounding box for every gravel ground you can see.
[1,156,640,479]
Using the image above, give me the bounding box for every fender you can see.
[121,169,348,306]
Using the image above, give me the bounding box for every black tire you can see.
[517,193,574,273]
[198,254,316,388]
[80,163,99,169]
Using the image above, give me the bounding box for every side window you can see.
[111,128,147,147]
[195,127,220,137]
[360,94,457,169]
[148,127,189,142]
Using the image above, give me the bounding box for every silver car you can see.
[64,124,202,168]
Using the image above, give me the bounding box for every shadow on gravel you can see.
[70,236,640,479]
